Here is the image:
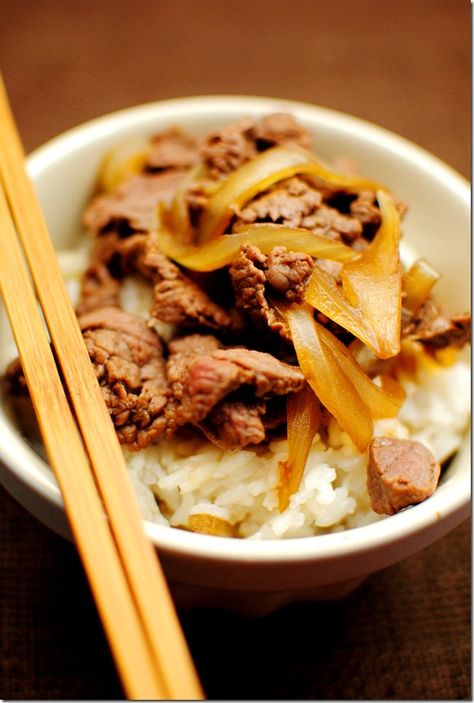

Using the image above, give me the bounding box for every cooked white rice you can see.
[58,244,471,540]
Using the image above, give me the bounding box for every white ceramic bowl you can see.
[0,96,470,615]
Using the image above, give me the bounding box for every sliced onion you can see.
[187,514,235,537]
[305,265,376,346]
[153,222,357,272]
[340,191,401,357]
[278,386,322,512]
[377,374,407,404]
[305,191,402,359]
[99,136,150,192]
[285,304,373,451]
[317,324,405,419]
[403,258,440,313]
[348,338,389,375]
[199,145,387,242]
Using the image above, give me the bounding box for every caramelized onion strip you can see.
[187,514,235,537]
[403,258,440,313]
[305,191,402,359]
[199,145,387,242]
[285,304,373,451]
[317,324,405,419]
[153,222,357,272]
[278,386,321,512]
[99,137,150,192]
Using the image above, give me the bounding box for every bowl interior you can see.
[0,95,470,564]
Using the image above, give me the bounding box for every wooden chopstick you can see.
[0,76,204,701]
[0,181,166,699]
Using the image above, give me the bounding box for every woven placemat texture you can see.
[0,485,470,700]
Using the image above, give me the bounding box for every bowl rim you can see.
[0,94,470,564]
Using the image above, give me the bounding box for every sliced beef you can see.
[349,190,382,231]
[233,177,363,243]
[229,243,313,340]
[202,118,257,180]
[190,117,390,243]
[145,127,200,172]
[212,347,305,395]
[199,398,267,449]
[265,246,315,301]
[75,232,152,315]
[349,190,408,239]
[82,171,184,237]
[417,312,471,349]
[166,337,305,442]
[201,114,313,182]
[164,333,224,419]
[78,307,170,450]
[76,229,242,332]
[168,333,223,358]
[144,238,243,333]
[94,231,157,280]
[367,437,440,515]
[82,128,200,238]
[76,259,122,316]
[235,177,322,228]
[229,245,288,340]
[403,297,471,350]
[252,113,313,151]
[301,203,363,242]
[78,232,150,285]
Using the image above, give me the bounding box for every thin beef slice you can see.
[165,336,305,447]
[78,307,170,450]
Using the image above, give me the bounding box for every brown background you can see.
[0,0,470,699]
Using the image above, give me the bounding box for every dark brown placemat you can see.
[0,483,470,700]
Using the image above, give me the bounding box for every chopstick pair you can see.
[0,76,204,701]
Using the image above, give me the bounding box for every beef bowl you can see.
[0,96,470,615]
